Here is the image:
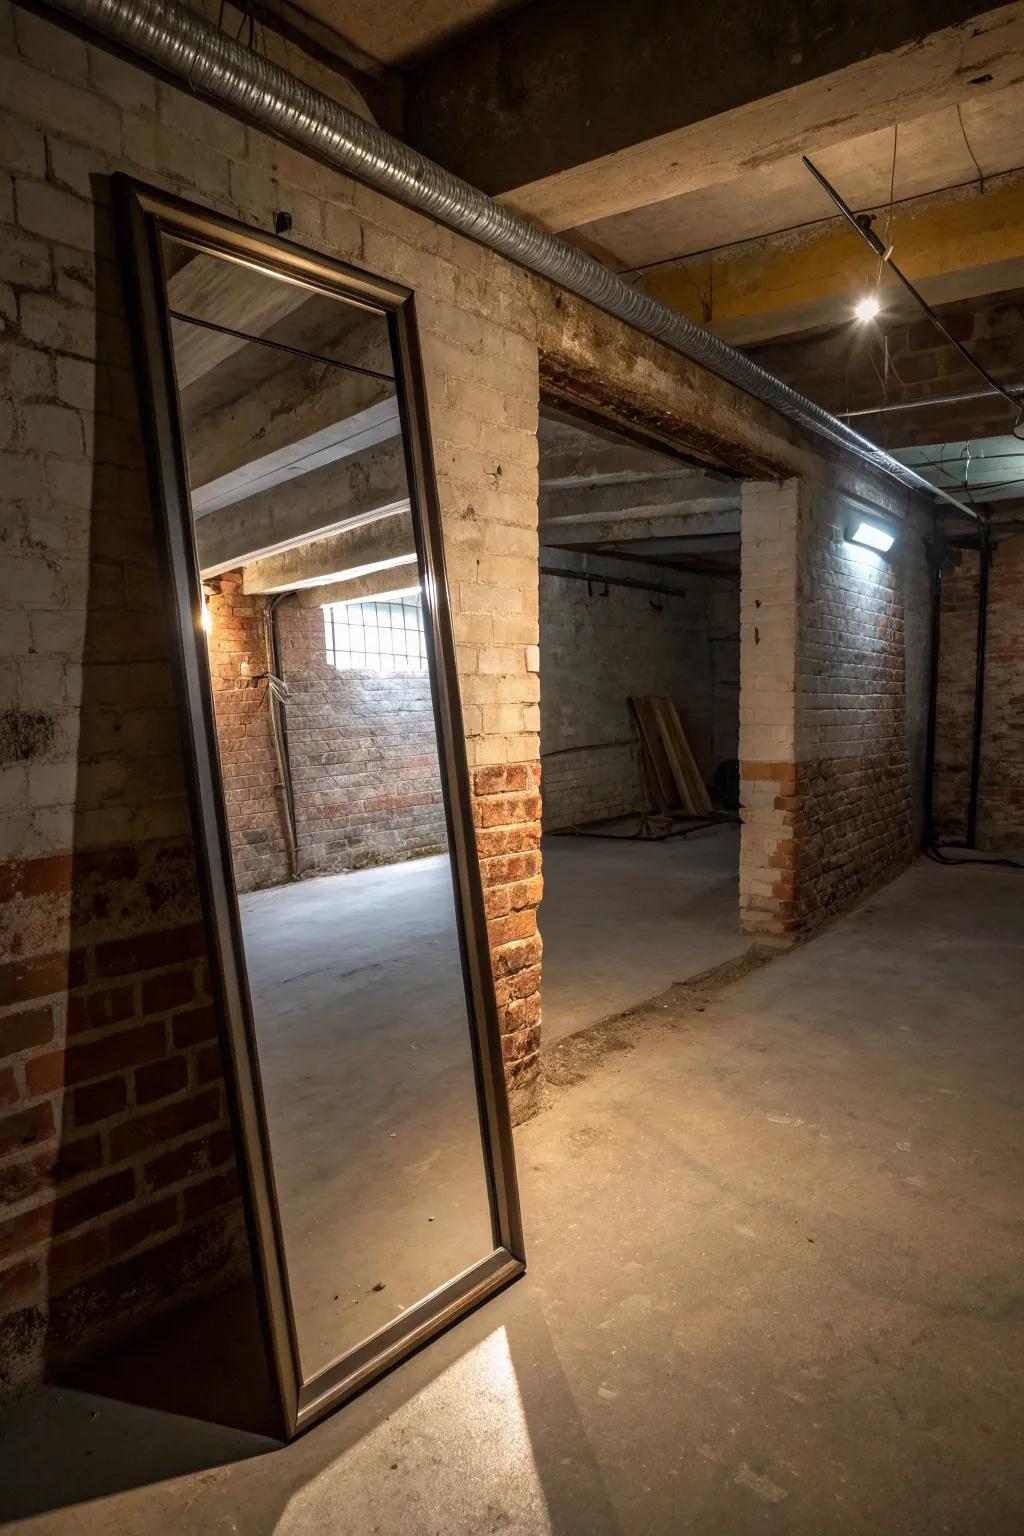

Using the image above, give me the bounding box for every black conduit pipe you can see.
[965,531,991,849]
[263,594,300,878]
[921,543,945,852]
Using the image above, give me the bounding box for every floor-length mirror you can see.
[117,181,523,1435]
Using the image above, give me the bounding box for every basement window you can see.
[323,596,428,675]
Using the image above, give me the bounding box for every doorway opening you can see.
[535,403,746,1041]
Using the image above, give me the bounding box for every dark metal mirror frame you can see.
[113,175,525,1439]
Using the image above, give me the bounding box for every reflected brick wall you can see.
[278,603,447,874]
[204,572,292,893]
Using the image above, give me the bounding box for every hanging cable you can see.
[802,155,1024,445]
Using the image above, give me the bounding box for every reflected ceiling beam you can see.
[295,563,421,609]
[242,510,416,594]
[182,315,394,490]
[197,435,409,576]
[191,397,402,516]
[168,252,313,389]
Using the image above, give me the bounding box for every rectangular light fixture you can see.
[845,514,897,554]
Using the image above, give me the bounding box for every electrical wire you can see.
[168,308,395,381]
[616,163,1024,281]
[802,157,1024,452]
[956,103,986,194]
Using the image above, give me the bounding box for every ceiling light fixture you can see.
[853,294,881,322]
[845,513,897,554]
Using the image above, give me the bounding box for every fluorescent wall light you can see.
[854,295,881,322]
[845,515,897,553]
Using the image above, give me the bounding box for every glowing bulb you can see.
[853,294,881,322]
[200,596,213,634]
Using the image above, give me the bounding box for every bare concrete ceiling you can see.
[295,0,526,65]
[572,81,1024,271]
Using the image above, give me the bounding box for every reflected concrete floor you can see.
[4,860,1024,1533]
[540,824,746,1041]
[239,857,492,1374]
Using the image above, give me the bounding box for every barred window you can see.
[323,596,428,675]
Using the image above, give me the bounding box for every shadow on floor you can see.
[0,1276,621,1535]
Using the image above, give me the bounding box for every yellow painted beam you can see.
[638,179,1024,345]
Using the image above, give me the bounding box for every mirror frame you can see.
[113,175,526,1439]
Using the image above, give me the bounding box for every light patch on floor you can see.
[277,1327,552,1536]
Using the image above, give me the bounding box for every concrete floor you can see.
[240,858,493,1376]
[3,859,1024,1532]
[541,824,746,1040]
[236,828,740,1373]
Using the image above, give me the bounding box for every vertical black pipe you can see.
[965,530,991,849]
[921,543,945,850]
[264,595,300,877]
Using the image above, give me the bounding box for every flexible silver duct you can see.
[40,0,977,519]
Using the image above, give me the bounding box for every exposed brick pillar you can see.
[738,479,800,941]
[471,764,543,1123]
[739,474,925,941]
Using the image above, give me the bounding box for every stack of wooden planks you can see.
[629,695,713,816]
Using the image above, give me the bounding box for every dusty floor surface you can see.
[2,859,1023,1533]
[540,824,745,1040]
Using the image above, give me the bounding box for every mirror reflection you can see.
[162,235,495,1381]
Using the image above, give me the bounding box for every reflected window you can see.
[324,595,427,675]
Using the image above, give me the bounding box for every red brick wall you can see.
[471,763,544,1106]
[790,482,923,929]
[277,603,448,874]
[934,534,1024,850]
[205,572,292,894]
[739,477,929,941]
[0,843,246,1399]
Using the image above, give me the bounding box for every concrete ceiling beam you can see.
[541,510,742,547]
[541,475,740,524]
[639,173,1024,346]
[407,1,1024,233]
